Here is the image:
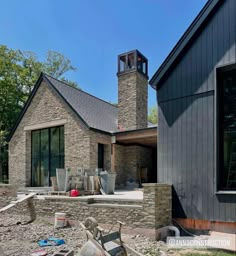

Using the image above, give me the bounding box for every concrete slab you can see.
[208,231,236,252]
[18,189,143,200]
[89,190,143,200]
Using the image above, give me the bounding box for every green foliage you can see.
[44,50,76,78]
[0,45,77,133]
[0,45,78,181]
[148,106,158,124]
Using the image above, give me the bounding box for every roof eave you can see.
[149,0,221,90]
[7,73,91,142]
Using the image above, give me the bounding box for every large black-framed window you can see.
[31,126,64,187]
[217,64,236,191]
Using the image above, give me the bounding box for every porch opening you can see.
[112,127,157,186]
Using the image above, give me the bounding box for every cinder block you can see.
[52,249,74,256]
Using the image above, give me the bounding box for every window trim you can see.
[215,62,236,193]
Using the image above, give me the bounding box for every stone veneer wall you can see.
[0,183,172,239]
[114,144,152,185]
[89,130,111,170]
[8,79,153,188]
[118,71,148,130]
[9,82,92,186]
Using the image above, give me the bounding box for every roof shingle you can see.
[45,74,118,132]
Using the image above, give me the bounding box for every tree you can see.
[148,106,158,125]
[44,51,76,78]
[0,45,78,182]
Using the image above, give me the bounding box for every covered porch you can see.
[111,127,157,187]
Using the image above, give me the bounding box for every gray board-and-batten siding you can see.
[157,0,236,222]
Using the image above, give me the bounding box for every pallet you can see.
[48,191,70,196]
[83,190,100,195]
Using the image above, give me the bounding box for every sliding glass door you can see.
[31,126,64,186]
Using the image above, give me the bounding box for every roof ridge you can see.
[43,73,118,109]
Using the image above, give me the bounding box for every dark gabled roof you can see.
[8,73,118,141]
[44,74,118,132]
[149,0,222,89]
[8,72,156,141]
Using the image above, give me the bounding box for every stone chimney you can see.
[117,50,148,130]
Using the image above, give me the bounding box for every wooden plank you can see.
[196,95,203,219]
[181,96,187,214]
[207,94,214,221]
[17,193,36,202]
[162,102,167,182]
[115,128,157,141]
[157,105,163,182]
[202,93,208,220]
[0,203,16,212]
[0,193,36,213]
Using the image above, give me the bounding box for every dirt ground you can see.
[0,213,234,256]
[0,212,177,256]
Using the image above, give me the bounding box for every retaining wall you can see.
[0,183,172,239]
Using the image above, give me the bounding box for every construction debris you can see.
[52,249,74,256]
[31,249,48,256]
[80,217,144,256]
[38,237,65,247]
[0,212,174,256]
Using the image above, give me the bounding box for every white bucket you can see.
[54,212,66,228]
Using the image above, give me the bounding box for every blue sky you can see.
[1,0,207,108]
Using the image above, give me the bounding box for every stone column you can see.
[143,183,172,230]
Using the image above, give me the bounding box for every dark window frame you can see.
[216,63,236,192]
[31,125,65,187]
[98,143,104,169]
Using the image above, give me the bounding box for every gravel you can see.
[0,213,178,256]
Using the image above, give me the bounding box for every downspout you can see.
[167,226,180,237]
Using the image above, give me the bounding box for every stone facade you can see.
[118,71,148,130]
[116,68,150,184]
[9,51,153,188]
[114,144,152,186]
[143,183,172,230]
[89,130,112,170]
[8,82,112,187]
